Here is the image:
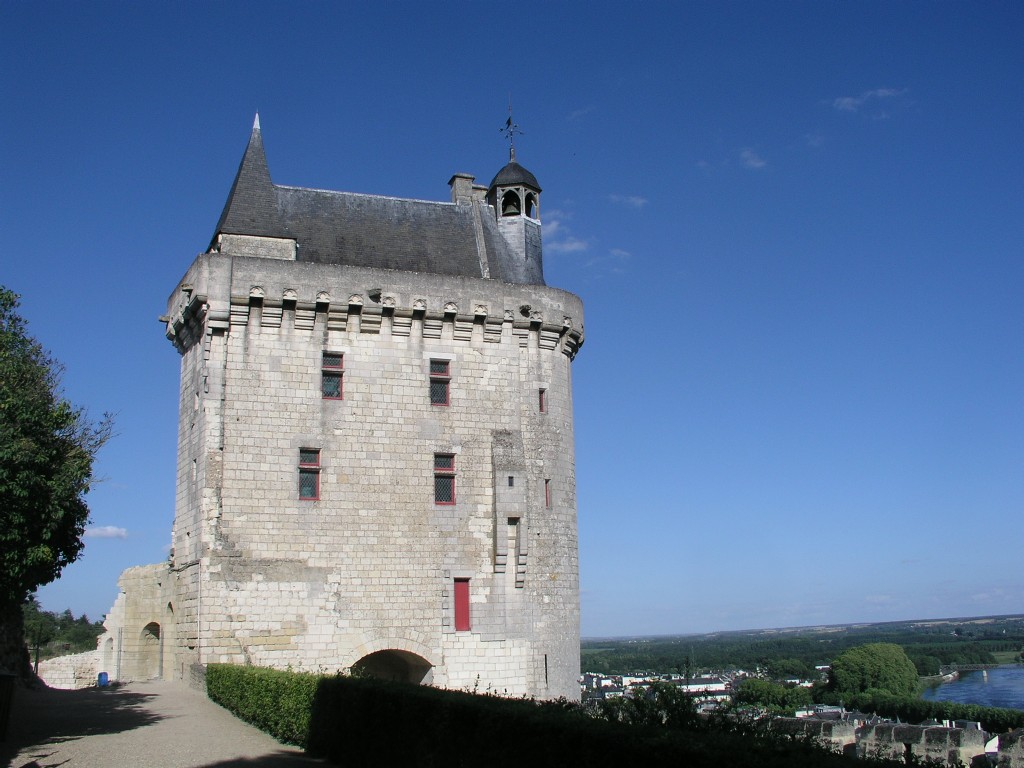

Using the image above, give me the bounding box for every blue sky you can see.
[2,2,1021,637]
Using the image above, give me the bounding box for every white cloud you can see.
[833,96,861,112]
[543,209,589,254]
[608,194,648,209]
[585,248,631,273]
[740,148,767,169]
[547,237,589,254]
[85,525,128,539]
[832,87,906,113]
[567,106,595,121]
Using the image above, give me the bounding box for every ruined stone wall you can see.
[162,255,584,699]
[770,718,857,755]
[36,650,99,690]
[857,723,988,767]
[97,564,175,682]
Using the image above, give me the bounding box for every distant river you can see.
[921,665,1024,711]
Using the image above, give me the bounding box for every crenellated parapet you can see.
[164,255,584,360]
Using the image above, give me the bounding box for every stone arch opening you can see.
[140,622,161,679]
[501,190,521,216]
[524,192,537,218]
[352,649,433,684]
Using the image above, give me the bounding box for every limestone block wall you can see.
[163,255,585,699]
[770,718,857,755]
[36,650,99,690]
[98,564,175,682]
[857,723,988,767]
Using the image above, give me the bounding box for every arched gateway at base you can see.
[352,650,433,684]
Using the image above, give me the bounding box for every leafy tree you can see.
[827,643,919,697]
[764,657,815,681]
[598,681,701,731]
[21,596,105,670]
[733,678,813,714]
[0,286,112,675]
[907,653,942,676]
[22,595,58,649]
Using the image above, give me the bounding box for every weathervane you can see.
[500,98,524,160]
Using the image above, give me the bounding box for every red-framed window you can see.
[434,453,455,505]
[321,352,343,399]
[544,478,551,509]
[454,578,471,631]
[299,449,321,500]
[538,388,547,413]
[429,359,450,406]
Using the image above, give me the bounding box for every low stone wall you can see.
[188,662,206,692]
[858,723,987,767]
[37,650,100,690]
[1000,729,1024,767]
[770,718,858,755]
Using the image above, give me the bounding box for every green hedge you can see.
[207,665,892,767]
[305,675,880,767]
[206,663,319,745]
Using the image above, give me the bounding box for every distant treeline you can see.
[23,595,105,661]
[582,616,1024,678]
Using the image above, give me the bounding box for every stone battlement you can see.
[165,257,584,361]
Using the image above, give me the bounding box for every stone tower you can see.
[102,117,585,699]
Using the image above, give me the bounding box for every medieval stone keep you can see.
[99,117,585,699]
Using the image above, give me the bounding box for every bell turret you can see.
[487,146,542,221]
[487,147,545,285]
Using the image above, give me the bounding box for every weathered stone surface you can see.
[36,650,100,690]
[99,125,585,700]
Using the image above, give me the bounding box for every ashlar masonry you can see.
[99,117,585,700]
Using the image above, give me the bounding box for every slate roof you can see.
[489,159,541,191]
[212,119,540,284]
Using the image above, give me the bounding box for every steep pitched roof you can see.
[210,119,542,285]
[213,115,281,240]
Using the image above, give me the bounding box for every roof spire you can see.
[210,118,278,248]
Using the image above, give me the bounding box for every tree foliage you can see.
[840,689,1024,734]
[827,643,919,697]
[734,678,813,714]
[22,595,105,660]
[581,617,1020,679]
[0,286,112,609]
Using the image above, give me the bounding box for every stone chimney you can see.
[448,173,475,204]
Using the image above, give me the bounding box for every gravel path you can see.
[1,680,328,768]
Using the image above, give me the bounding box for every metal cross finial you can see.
[500,99,524,159]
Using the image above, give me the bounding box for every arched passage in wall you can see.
[140,622,161,679]
[352,649,433,684]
